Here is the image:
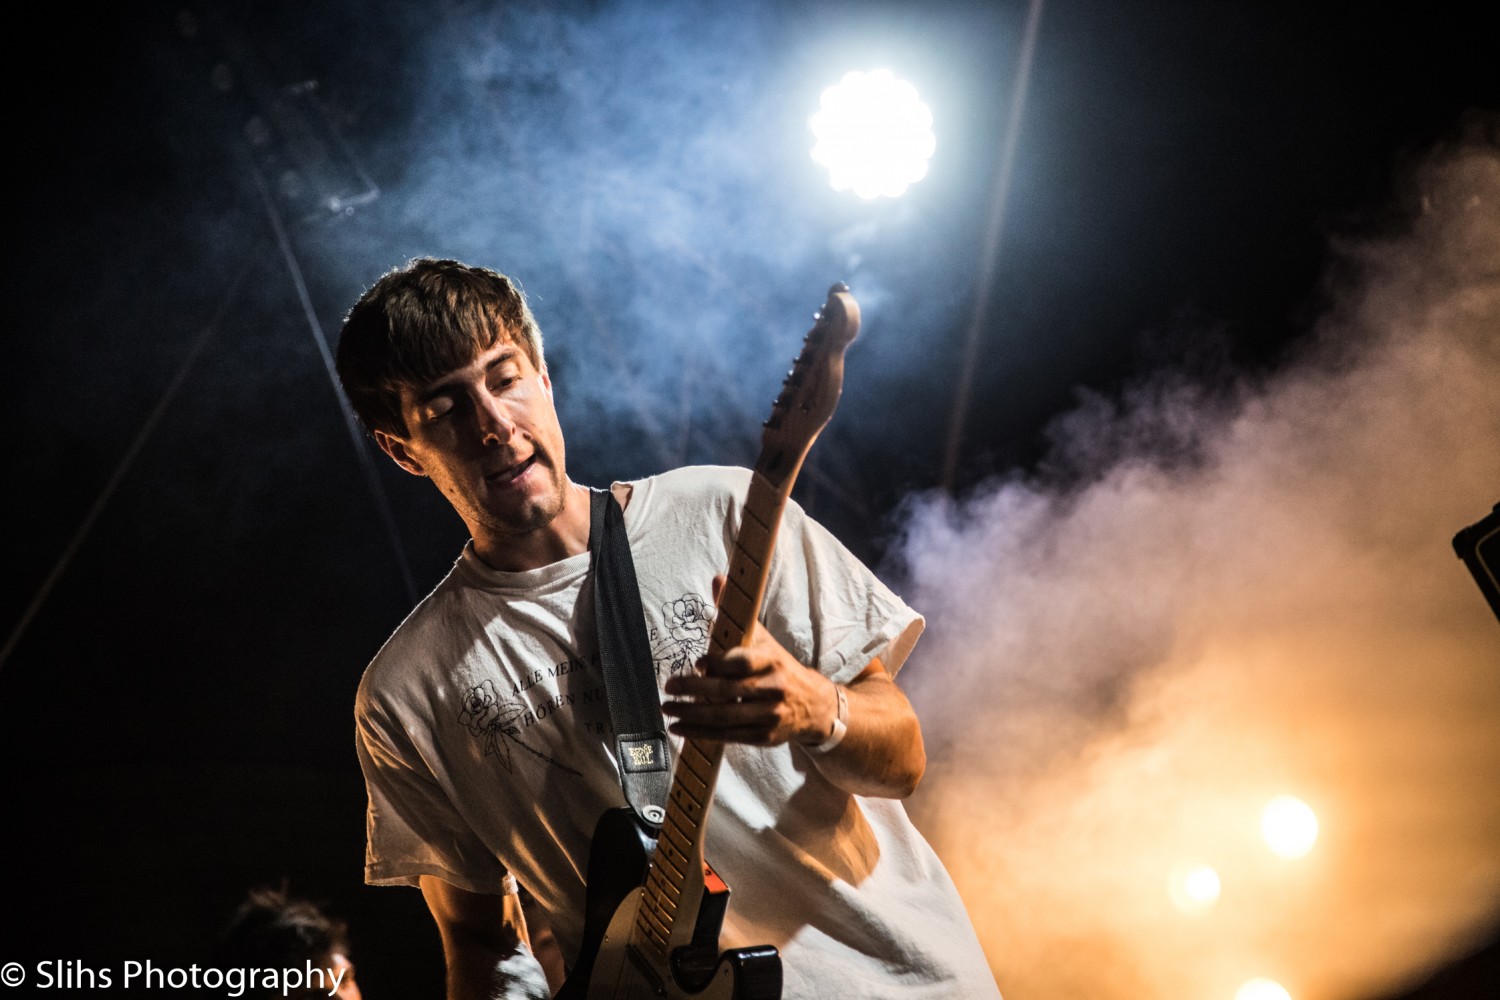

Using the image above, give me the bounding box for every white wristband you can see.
[501,873,519,896]
[810,716,847,754]
[807,681,849,755]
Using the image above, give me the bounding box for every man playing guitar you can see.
[336,258,999,999]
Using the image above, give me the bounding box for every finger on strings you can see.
[665,672,781,702]
[667,722,777,747]
[699,647,764,679]
[661,698,779,728]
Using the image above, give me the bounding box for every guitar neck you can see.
[635,461,802,962]
[629,283,857,969]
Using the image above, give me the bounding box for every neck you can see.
[470,479,592,572]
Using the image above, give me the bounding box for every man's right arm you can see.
[419,875,552,1000]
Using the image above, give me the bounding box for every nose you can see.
[474,393,516,447]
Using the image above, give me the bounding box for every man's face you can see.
[374,337,570,548]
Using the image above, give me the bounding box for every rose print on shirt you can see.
[458,679,581,776]
[649,592,713,678]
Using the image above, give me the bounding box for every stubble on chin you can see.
[479,464,571,539]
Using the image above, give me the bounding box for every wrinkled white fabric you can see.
[356,466,999,998]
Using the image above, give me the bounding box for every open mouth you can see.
[486,454,536,486]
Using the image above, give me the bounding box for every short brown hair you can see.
[335,258,544,436]
[216,885,351,997]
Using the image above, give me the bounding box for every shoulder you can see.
[622,465,751,523]
[355,566,475,720]
[628,464,750,502]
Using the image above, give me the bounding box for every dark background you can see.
[3,1,1497,996]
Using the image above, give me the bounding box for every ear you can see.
[373,428,427,477]
[540,364,553,398]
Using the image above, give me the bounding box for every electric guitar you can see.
[555,283,862,1000]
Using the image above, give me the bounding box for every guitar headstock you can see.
[757,283,861,489]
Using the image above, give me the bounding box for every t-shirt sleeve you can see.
[760,495,925,685]
[355,687,509,894]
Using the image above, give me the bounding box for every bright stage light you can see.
[1235,977,1292,1000]
[809,69,935,199]
[1167,861,1221,915]
[1261,794,1319,859]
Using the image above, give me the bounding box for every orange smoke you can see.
[895,133,1500,999]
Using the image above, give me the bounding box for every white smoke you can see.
[895,129,1500,999]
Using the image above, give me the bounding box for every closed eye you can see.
[487,370,521,394]
[420,395,457,422]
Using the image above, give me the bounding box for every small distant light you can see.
[1235,977,1292,1000]
[1261,795,1319,859]
[809,69,935,199]
[1168,861,1221,915]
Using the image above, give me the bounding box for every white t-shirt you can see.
[355,465,1000,998]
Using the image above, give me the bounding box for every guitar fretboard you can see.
[633,466,794,963]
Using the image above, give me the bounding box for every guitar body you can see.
[557,284,859,1000]
[557,808,782,1000]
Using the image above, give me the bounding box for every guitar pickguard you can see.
[560,807,781,1000]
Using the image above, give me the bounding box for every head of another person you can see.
[216,885,362,1000]
[335,258,573,550]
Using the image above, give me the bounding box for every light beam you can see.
[1168,861,1221,915]
[1235,978,1292,1000]
[809,69,935,199]
[1261,795,1319,860]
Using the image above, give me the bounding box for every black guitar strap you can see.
[588,487,672,828]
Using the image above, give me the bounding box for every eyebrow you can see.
[413,347,521,405]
